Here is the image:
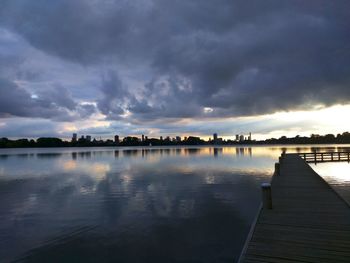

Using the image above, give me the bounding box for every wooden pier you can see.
[239,154,350,263]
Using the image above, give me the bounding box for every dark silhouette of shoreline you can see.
[1,132,350,148]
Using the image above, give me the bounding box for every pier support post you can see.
[275,163,280,175]
[261,183,272,209]
[279,152,285,164]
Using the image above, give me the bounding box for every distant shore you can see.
[1,132,350,148]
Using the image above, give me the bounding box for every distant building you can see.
[141,134,145,142]
[248,132,252,141]
[213,133,220,144]
[160,136,163,141]
[72,133,77,142]
[114,135,120,144]
[176,136,181,142]
[239,135,244,142]
[86,135,92,142]
[145,136,148,141]
[236,134,240,141]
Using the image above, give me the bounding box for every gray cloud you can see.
[0,77,96,121]
[0,0,349,126]
[0,78,68,120]
[0,118,60,138]
[0,27,98,122]
[97,71,128,118]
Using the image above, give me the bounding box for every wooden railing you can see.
[299,152,350,163]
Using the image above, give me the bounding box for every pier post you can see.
[279,152,285,164]
[261,183,272,209]
[275,163,280,175]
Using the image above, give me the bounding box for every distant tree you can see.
[184,136,204,145]
[0,138,9,148]
[122,136,140,146]
[36,137,64,147]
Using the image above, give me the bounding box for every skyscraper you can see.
[72,133,77,142]
[213,133,218,141]
[114,135,120,144]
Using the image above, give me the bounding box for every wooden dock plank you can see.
[239,154,350,263]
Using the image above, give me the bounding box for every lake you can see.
[0,145,349,262]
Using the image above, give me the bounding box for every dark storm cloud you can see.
[0,28,98,122]
[127,76,202,121]
[0,0,151,63]
[0,118,60,138]
[0,77,96,121]
[0,0,350,122]
[97,71,128,118]
[78,104,97,119]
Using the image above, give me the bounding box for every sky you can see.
[0,0,350,140]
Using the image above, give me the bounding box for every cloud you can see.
[0,78,67,120]
[0,0,350,135]
[0,77,98,121]
[0,118,60,138]
[97,71,128,118]
[0,27,98,122]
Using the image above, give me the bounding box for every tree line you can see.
[1,132,350,148]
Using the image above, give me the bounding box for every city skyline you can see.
[3,131,350,148]
[69,132,253,143]
[0,1,350,140]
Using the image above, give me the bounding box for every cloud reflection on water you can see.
[0,145,349,262]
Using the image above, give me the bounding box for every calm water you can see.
[0,145,349,263]
[311,161,350,204]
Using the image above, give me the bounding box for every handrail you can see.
[298,151,350,163]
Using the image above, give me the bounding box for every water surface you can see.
[311,161,350,204]
[0,145,349,262]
